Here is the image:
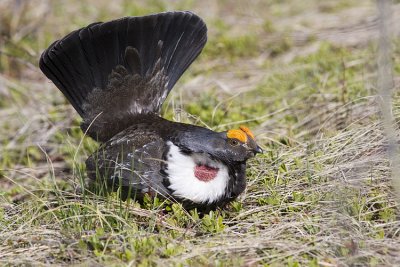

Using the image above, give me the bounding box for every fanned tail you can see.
[39,11,207,141]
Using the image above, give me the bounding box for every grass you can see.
[1,0,400,266]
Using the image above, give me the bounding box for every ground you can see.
[1,0,400,266]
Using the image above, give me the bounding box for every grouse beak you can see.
[254,145,263,154]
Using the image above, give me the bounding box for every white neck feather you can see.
[165,142,229,204]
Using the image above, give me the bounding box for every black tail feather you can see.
[39,11,207,140]
[125,46,142,76]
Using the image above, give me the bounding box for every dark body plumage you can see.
[85,114,248,209]
[40,11,261,209]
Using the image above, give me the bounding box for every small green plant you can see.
[201,211,225,233]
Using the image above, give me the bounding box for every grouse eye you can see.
[228,139,239,147]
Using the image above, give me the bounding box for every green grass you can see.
[1,0,400,266]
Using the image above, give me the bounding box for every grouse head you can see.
[224,125,263,161]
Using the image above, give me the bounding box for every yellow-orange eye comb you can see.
[239,125,255,140]
[227,125,256,143]
[227,129,247,143]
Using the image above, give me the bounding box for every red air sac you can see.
[194,165,219,182]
